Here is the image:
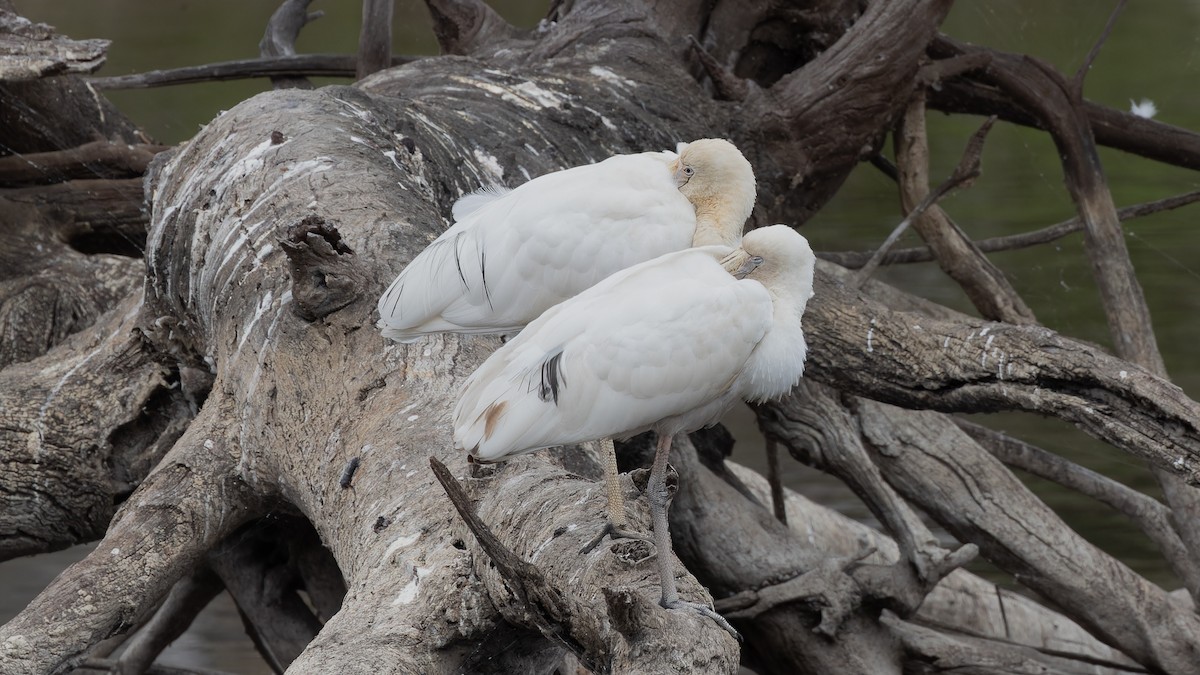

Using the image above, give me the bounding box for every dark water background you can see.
[6,1,1200,671]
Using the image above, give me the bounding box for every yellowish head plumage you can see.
[672,138,756,247]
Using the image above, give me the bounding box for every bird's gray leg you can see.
[649,433,739,639]
[580,438,652,553]
[766,438,788,525]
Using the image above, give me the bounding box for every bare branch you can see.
[958,418,1200,597]
[432,453,742,673]
[0,408,257,674]
[916,51,991,88]
[423,0,520,56]
[853,115,995,287]
[357,0,393,80]
[929,35,1200,174]
[86,54,419,90]
[430,456,589,661]
[109,568,224,675]
[1071,0,1127,97]
[765,438,787,524]
[0,9,108,80]
[0,141,166,186]
[809,261,1200,483]
[761,386,1200,673]
[882,612,1142,674]
[687,35,748,102]
[260,0,324,89]
[891,93,1034,323]
[818,189,1200,268]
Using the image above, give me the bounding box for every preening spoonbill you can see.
[452,225,817,632]
[376,138,755,340]
[378,139,756,542]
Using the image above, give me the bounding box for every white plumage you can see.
[376,139,756,341]
[451,225,815,632]
[453,224,815,460]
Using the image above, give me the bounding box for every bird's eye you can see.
[683,166,695,176]
[749,255,764,265]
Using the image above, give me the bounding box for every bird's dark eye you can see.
[749,255,764,265]
[683,166,695,176]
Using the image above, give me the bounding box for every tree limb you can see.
[808,261,1200,484]
[423,0,520,57]
[108,567,224,675]
[891,92,1035,324]
[0,141,166,186]
[86,54,419,90]
[744,0,955,224]
[817,190,1200,268]
[356,0,393,80]
[0,9,108,80]
[260,0,324,89]
[853,114,996,288]
[956,418,1200,596]
[759,386,1200,674]
[0,406,257,674]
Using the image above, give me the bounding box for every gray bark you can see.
[3,1,1200,674]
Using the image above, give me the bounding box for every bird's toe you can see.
[662,598,741,640]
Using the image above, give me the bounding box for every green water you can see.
[6,0,1200,670]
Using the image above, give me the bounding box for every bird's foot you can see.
[662,598,741,641]
[580,522,653,554]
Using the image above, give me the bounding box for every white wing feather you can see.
[377,151,693,341]
[450,184,512,221]
[453,246,774,460]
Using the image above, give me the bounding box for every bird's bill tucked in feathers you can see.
[671,157,694,188]
[720,248,763,279]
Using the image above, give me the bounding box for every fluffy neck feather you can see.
[690,194,748,247]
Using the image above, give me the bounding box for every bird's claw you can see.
[662,598,741,641]
[580,522,653,554]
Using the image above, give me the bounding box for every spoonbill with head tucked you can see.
[377,138,755,339]
[452,225,817,633]
[378,139,756,544]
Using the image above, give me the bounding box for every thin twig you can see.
[86,54,419,90]
[428,456,588,656]
[818,189,1200,268]
[1071,0,1128,97]
[852,116,996,288]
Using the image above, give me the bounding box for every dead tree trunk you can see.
[3,1,1200,673]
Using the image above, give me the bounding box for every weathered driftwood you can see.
[0,9,107,80]
[3,0,1200,673]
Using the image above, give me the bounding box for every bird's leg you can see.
[766,438,788,525]
[581,438,652,553]
[649,433,739,639]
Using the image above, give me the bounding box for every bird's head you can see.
[671,138,756,246]
[721,224,816,308]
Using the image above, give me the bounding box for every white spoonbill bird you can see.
[378,139,756,544]
[375,138,755,341]
[452,225,817,632]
